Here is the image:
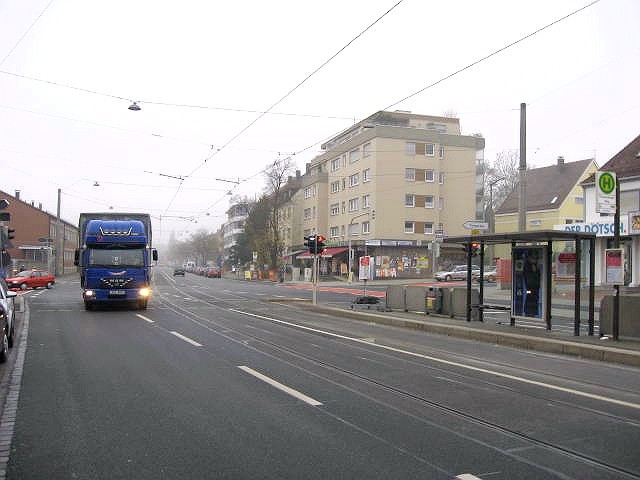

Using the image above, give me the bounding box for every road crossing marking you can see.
[135,314,154,323]
[170,331,203,347]
[238,365,322,406]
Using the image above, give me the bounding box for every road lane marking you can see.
[456,475,482,480]
[228,309,640,411]
[170,331,203,347]
[238,365,322,406]
[136,314,154,323]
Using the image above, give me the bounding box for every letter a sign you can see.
[596,171,616,214]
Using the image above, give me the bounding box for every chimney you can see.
[39,202,42,210]
[557,156,565,170]
[15,190,20,200]
[296,170,301,178]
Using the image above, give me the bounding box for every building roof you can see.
[581,133,640,184]
[495,158,594,215]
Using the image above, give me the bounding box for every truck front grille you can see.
[100,277,133,289]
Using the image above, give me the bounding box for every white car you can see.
[434,265,480,282]
[0,278,17,348]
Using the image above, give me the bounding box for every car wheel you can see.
[445,275,452,282]
[46,282,53,289]
[0,329,8,363]
[20,283,28,290]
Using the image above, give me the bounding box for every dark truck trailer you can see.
[75,213,157,310]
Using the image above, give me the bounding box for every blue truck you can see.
[75,213,158,310]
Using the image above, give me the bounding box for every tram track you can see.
[151,276,640,478]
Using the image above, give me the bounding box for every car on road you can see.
[0,279,16,348]
[434,264,480,282]
[173,267,185,276]
[0,303,8,363]
[206,268,221,278]
[472,266,498,283]
[5,270,55,290]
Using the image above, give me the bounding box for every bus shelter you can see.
[444,230,597,336]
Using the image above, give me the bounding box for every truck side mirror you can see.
[152,249,158,261]
[74,249,80,266]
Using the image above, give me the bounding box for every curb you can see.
[301,303,640,368]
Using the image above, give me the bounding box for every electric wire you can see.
[0,0,55,67]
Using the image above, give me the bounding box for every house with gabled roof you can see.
[579,134,640,286]
[495,156,598,235]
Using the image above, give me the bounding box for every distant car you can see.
[173,267,185,276]
[6,270,55,290]
[206,268,221,278]
[473,266,497,283]
[0,279,16,348]
[434,265,480,282]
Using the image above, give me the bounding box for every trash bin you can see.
[425,287,442,314]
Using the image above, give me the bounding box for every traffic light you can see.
[470,242,479,256]
[304,235,316,254]
[316,235,326,254]
[7,228,15,240]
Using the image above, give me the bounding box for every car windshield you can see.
[16,271,32,278]
[88,248,144,267]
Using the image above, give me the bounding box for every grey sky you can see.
[1,0,638,243]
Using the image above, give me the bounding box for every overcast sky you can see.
[1,0,638,244]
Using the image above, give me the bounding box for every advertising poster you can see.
[512,247,545,319]
[605,249,624,285]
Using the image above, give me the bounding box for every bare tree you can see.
[262,157,296,269]
[486,150,523,211]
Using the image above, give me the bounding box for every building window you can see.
[348,198,359,212]
[330,226,339,238]
[405,168,416,181]
[342,202,346,213]
[349,173,360,187]
[439,172,445,184]
[362,194,371,208]
[405,142,416,155]
[330,203,339,216]
[405,194,415,207]
[363,168,371,182]
[425,195,434,208]
[425,143,435,156]
[303,208,312,220]
[362,221,370,234]
[349,223,359,236]
[404,221,415,233]
[439,197,444,209]
[363,142,372,158]
[331,157,340,172]
[424,222,433,234]
[330,181,340,193]
[304,186,314,199]
[425,169,434,182]
[349,148,360,163]
[439,145,444,158]
[341,225,345,237]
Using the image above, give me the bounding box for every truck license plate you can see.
[108,290,126,296]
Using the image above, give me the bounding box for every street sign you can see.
[596,171,616,214]
[463,220,489,231]
[38,237,53,244]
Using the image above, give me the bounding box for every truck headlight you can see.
[84,290,95,298]
[139,288,151,298]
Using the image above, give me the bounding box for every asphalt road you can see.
[3,270,640,479]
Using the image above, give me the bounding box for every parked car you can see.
[472,266,497,282]
[0,303,8,363]
[206,268,221,278]
[434,265,480,282]
[0,279,16,348]
[5,270,55,290]
[173,267,185,276]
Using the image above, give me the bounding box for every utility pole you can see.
[518,103,527,232]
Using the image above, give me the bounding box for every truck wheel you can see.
[138,300,148,310]
[0,330,8,363]
[84,302,93,311]
[20,283,28,290]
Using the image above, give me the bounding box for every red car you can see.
[6,270,55,290]
[206,268,221,278]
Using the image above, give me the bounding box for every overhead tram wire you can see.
[0,0,55,67]
[288,0,601,160]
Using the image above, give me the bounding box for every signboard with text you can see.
[605,248,624,285]
[596,171,616,214]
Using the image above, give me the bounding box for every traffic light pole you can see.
[312,253,318,305]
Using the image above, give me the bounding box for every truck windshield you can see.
[88,248,145,267]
